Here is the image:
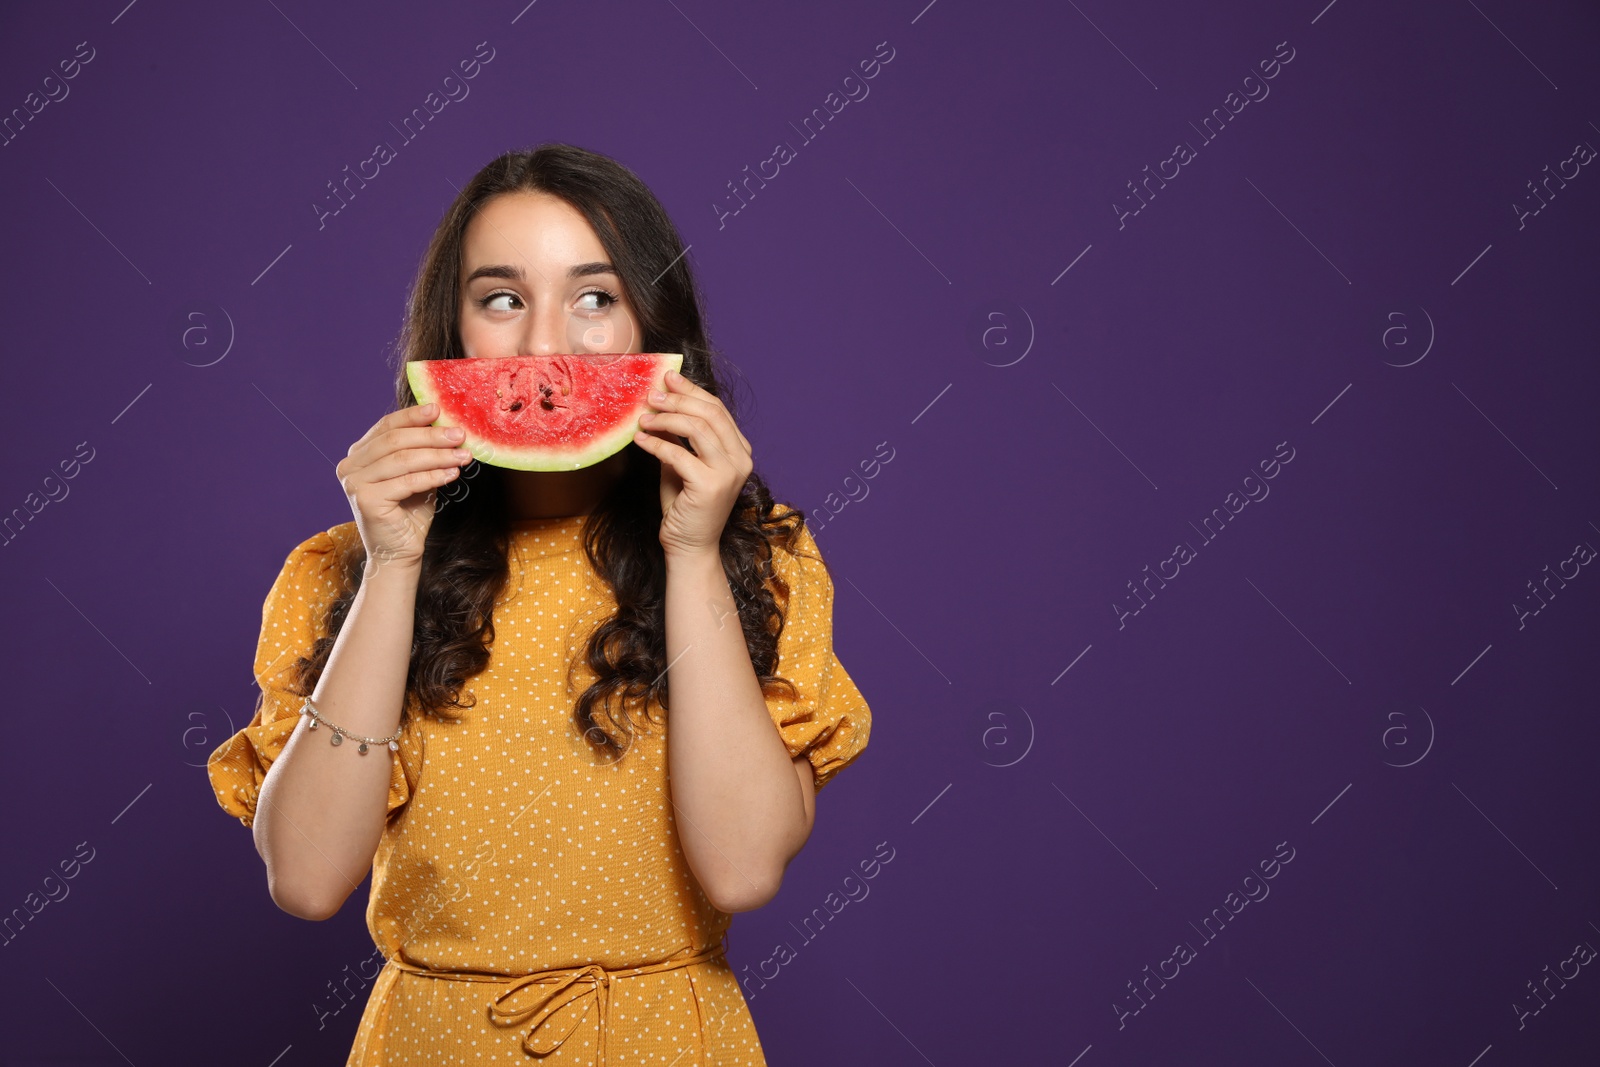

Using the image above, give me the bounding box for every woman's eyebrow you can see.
[463,261,617,284]
[464,263,523,284]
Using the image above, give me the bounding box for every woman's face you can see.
[457,191,642,358]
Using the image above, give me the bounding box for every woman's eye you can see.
[478,291,521,312]
[576,289,619,312]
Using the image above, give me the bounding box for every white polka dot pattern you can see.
[207,513,871,1064]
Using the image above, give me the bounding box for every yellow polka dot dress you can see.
[207,513,871,1065]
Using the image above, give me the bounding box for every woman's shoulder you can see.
[271,520,362,589]
[322,519,361,550]
[283,519,360,559]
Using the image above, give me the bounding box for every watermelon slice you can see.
[405,353,683,471]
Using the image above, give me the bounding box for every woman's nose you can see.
[518,304,569,356]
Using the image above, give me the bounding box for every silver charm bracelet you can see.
[300,696,400,755]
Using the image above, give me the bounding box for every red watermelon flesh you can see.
[405,353,683,471]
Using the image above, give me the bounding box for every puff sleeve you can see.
[761,522,872,793]
[206,526,416,829]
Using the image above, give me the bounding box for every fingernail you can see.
[650,389,666,402]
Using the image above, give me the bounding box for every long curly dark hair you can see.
[294,143,811,761]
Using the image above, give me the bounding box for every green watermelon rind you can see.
[404,353,684,472]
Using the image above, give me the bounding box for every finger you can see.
[363,444,473,486]
[665,368,740,428]
[639,423,697,458]
[638,410,727,467]
[353,424,463,470]
[632,425,710,479]
[652,395,745,457]
[665,369,705,396]
[356,463,461,513]
[386,464,462,497]
[354,402,439,453]
[650,387,748,461]
[371,424,467,459]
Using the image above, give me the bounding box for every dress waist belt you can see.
[385,940,727,1064]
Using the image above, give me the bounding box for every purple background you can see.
[2,0,1598,1063]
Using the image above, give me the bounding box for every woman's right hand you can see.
[337,403,472,571]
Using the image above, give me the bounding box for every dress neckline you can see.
[509,514,589,527]
[506,514,587,562]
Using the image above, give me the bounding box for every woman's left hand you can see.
[632,369,752,559]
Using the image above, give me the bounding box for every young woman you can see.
[207,143,872,1065]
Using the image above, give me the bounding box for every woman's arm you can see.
[252,557,421,921]
[662,548,815,913]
